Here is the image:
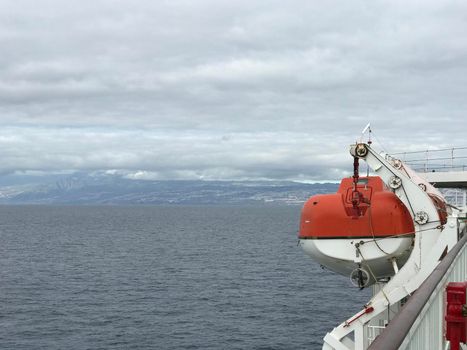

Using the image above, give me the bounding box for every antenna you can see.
[360,123,372,145]
[361,122,371,135]
[359,123,372,177]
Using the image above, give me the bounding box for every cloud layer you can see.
[1,0,466,180]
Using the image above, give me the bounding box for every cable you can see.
[358,222,443,245]
[355,244,391,304]
[370,131,389,154]
[367,203,391,255]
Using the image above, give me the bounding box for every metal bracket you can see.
[389,176,402,189]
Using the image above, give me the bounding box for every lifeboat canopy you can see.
[299,176,414,240]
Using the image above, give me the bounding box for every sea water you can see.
[0,205,370,349]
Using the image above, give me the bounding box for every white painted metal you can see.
[320,143,464,350]
[421,171,467,189]
[398,232,467,349]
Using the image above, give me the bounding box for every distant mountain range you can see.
[0,172,339,205]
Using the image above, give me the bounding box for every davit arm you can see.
[350,143,439,229]
[322,143,459,350]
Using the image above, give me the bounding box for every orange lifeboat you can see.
[298,176,416,286]
[299,176,414,240]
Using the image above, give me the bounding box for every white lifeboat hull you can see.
[299,236,413,281]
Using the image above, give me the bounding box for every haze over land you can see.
[1,0,466,187]
[0,172,338,205]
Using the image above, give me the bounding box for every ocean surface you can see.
[0,205,370,350]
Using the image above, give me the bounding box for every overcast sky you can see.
[1,0,466,181]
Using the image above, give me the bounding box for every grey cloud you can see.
[0,0,466,180]
[0,127,352,180]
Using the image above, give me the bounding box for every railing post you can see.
[452,148,455,169]
[425,150,429,173]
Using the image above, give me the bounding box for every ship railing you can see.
[392,146,467,208]
[366,324,386,344]
[392,147,467,173]
[367,230,467,350]
[442,189,467,208]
